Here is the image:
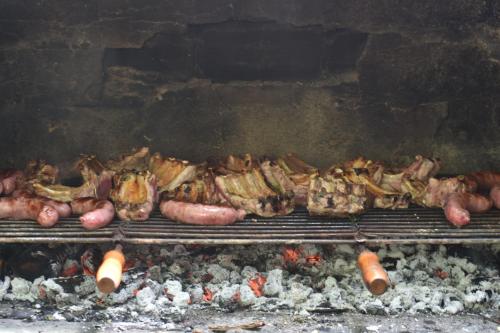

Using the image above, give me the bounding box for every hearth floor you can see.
[0,310,498,333]
[0,208,498,245]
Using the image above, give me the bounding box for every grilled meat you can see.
[342,156,441,209]
[0,169,23,195]
[260,160,296,195]
[170,171,222,205]
[33,155,113,202]
[491,185,500,209]
[465,171,500,209]
[23,160,59,186]
[149,153,197,193]
[12,190,72,218]
[106,147,150,172]
[307,173,368,216]
[210,154,256,175]
[160,200,246,225]
[110,170,156,221]
[444,193,492,227]
[71,197,115,230]
[215,168,294,217]
[274,153,319,206]
[0,195,68,227]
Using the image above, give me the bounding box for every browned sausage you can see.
[0,170,23,195]
[160,200,246,225]
[12,190,71,218]
[491,185,500,210]
[465,171,500,191]
[0,197,59,227]
[71,197,115,230]
[444,193,492,227]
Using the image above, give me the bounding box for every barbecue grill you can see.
[1,207,498,245]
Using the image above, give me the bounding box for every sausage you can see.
[0,170,23,195]
[71,197,115,230]
[0,197,59,227]
[160,200,246,225]
[12,190,71,218]
[465,171,500,190]
[444,193,493,227]
[491,185,500,210]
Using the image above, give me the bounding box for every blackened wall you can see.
[0,0,499,172]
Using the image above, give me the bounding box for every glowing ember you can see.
[282,247,300,264]
[203,287,213,302]
[248,274,267,297]
[305,255,322,265]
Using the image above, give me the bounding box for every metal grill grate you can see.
[0,208,498,245]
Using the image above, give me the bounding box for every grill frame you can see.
[0,207,498,245]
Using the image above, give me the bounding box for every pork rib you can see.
[33,155,113,202]
[215,168,294,217]
[149,153,197,193]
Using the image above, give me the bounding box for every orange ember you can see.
[248,274,267,297]
[306,255,322,265]
[282,247,300,264]
[203,287,213,302]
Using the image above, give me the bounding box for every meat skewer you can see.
[71,197,115,230]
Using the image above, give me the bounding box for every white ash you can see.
[0,244,498,324]
[0,277,10,301]
[263,269,283,296]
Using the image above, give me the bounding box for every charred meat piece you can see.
[273,153,319,206]
[110,171,156,221]
[307,174,368,217]
[210,154,256,175]
[33,155,113,202]
[408,177,468,208]
[160,200,246,225]
[215,168,294,217]
[106,147,150,172]
[170,171,222,205]
[149,153,198,193]
[23,160,59,186]
[71,197,115,230]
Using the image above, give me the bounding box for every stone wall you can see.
[0,0,499,172]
